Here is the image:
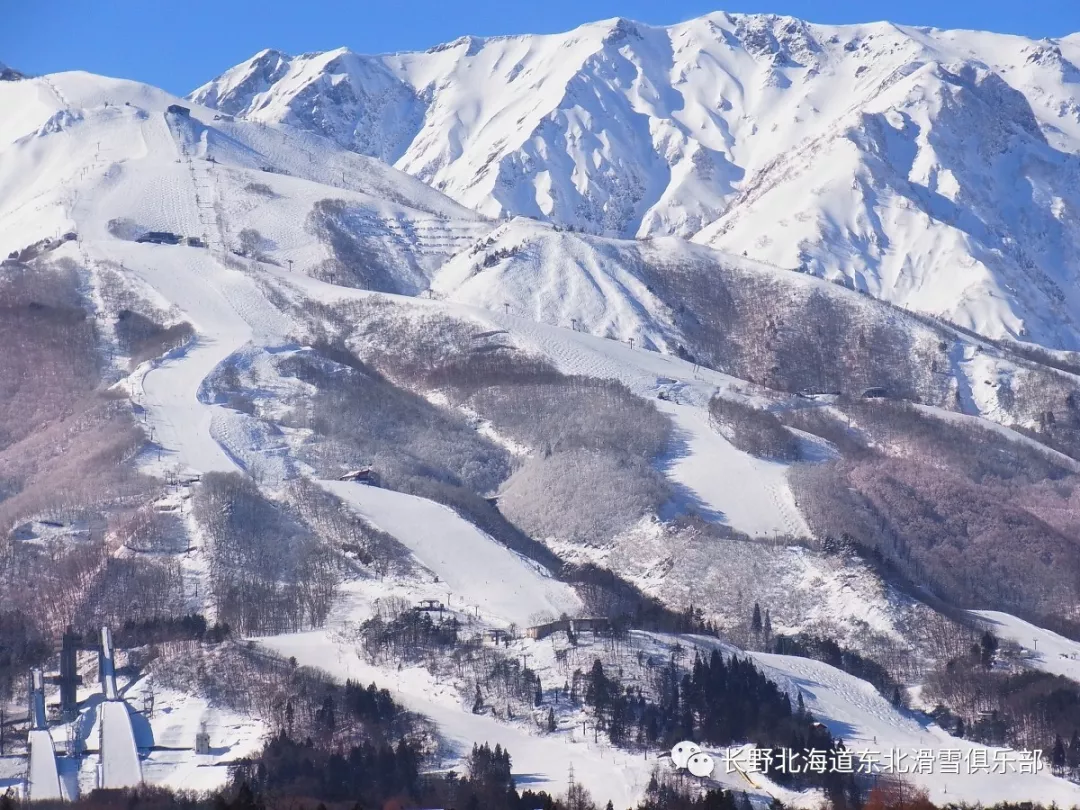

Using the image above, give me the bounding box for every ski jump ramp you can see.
[98,627,142,789]
[99,701,142,788]
[27,668,62,800]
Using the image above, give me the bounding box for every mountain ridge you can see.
[190,11,1080,349]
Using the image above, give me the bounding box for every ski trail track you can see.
[972,610,1080,683]
[656,401,810,538]
[260,631,653,810]
[322,480,582,628]
[746,649,1080,806]
[87,112,292,476]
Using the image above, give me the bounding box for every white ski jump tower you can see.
[27,668,62,800]
[99,626,118,699]
[97,627,142,789]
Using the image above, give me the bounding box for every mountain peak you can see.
[425,34,486,56]
[0,60,25,81]
[590,16,646,44]
[189,11,1080,348]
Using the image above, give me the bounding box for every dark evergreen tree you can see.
[981,630,999,669]
[751,603,763,634]
[315,695,336,733]
[1053,734,1067,773]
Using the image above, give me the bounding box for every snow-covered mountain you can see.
[192,14,1080,348]
[11,20,1080,806]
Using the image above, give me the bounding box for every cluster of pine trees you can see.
[771,633,900,699]
[230,734,567,810]
[101,614,229,648]
[578,651,859,805]
[290,678,414,747]
[359,607,461,662]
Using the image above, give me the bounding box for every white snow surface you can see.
[658,400,810,538]
[322,480,582,627]
[972,610,1080,683]
[259,631,686,809]
[27,730,63,801]
[745,646,1080,806]
[99,701,142,789]
[133,680,267,794]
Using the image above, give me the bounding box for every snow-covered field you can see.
[972,610,1080,683]
[263,631,656,809]
[133,681,266,794]
[657,400,809,539]
[262,625,1080,808]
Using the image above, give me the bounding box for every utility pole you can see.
[287,259,294,272]
[504,302,511,315]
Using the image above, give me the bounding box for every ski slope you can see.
[322,480,582,627]
[99,701,142,789]
[466,306,810,538]
[972,610,1080,683]
[128,260,253,476]
[0,71,476,477]
[747,649,1080,806]
[658,400,809,539]
[10,60,1080,807]
[262,631,656,809]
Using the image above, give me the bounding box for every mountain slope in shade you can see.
[192,15,1080,348]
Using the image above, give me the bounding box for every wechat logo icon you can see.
[671,741,716,778]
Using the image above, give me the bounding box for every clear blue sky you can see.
[5,1,1080,96]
